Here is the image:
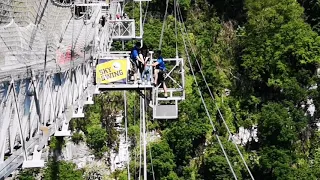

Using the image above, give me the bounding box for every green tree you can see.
[43,160,83,180]
[259,147,294,180]
[298,0,320,34]
[165,113,209,169]
[311,148,320,178]
[147,141,176,179]
[86,125,108,158]
[16,168,40,180]
[258,103,297,149]
[71,132,83,144]
[242,0,320,103]
[199,137,248,180]
[208,0,247,23]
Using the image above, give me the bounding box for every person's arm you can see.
[133,50,144,63]
[148,58,160,67]
[138,54,145,63]
[144,57,150,65]
[149,61,159,67]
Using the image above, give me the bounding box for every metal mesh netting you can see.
[0,0,100,81]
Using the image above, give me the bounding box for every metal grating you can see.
[0,0,102,81]
[154,104,178,119]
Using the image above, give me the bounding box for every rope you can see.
[134,92,138,180]
[174,0,178,57]
[145,115,156,180]
[124,91,131,180]
[158,0,169,50]
[177,4,255,180]
[144,86,156,180]
[132,0,134,21]
[71,7,75,68]
[142,1,149,28]
[84,12,88,63]
[138,94,142,180]
[70,8,75,107]
[132,0,135,52]
[176,4,238,180]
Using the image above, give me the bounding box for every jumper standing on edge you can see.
[148,50,168,97]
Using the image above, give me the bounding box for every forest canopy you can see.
[135,0,320,179]
[18,0,320,179]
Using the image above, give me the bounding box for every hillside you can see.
[16,0,320,179]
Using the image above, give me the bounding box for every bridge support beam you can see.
[73,106,85,118]
[85,93,94,105]
[22,145,44,169]
[54,115,71,137]
[22,126,51,168]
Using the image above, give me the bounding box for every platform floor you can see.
[97,83,154,91]
[154,105,178,119]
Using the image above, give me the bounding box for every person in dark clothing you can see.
[101,15,106,27]
[130,42,144,83]
[139,45,149,79]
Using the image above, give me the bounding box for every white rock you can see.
[232,126,258,145]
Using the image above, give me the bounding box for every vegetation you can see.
[70,93,123,158]
[16,168,40,180]
[16,160,83,180]
[125,0,320,179]
[18,0,320,179]
[71,131,83,144]
[86,125,108,158]
[43,160,84,180]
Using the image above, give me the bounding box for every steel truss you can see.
[0,60,94,177]
[0,0,104,177]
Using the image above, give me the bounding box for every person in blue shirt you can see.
[130,42,144,83]
[147,50,168,97]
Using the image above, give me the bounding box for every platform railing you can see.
[74,0,110,6]
[151,57,185,120]
[109,19,136,40]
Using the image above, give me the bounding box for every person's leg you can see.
[158,70,168,97]
[153,69,159,86]
[146,69,151,82]
[141,70,146,83]
[129,60,135,81]
[133,61,138,83]
[138,54,144,80]
[144,69,150,85]
[163,82,168,97]
[139,63,144,81]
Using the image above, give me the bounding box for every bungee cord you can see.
[144,86,156,180]
[170,1,239,179]
[176,3,254,180]
[155,0,239,179]
[124,91,131,180]
[177,15,239,180]
[159,0,169,50]
[142,1,149,28]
